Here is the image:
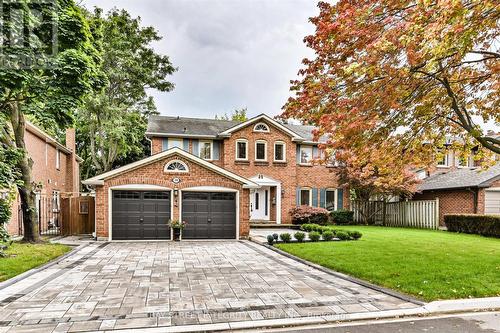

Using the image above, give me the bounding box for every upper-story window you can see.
[255,140,267,161]
[56,149,60,170]
[253,123,270,132]
[274,141,286,162]
[456,154,473,168]
[164,160,189,173]
[436,150,450,167]
[236,139,248,160]
[168,138,183,149]
[199,140,213,160]
[299,146,313,164]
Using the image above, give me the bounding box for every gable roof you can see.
[146,114,328,143]
[418,163,500,191]
[82,147,259,188]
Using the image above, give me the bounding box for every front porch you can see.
[248,174,282,224]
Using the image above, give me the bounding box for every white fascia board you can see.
[218,114,304,140]
[82,147,258,188]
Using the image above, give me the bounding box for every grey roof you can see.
[146,115,327,143]
[418,163,500,191]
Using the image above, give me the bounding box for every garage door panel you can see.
[485,191,500,215]
[182,191,236,239]
[112,190,171,240]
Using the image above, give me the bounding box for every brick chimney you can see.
[65,128,80,194]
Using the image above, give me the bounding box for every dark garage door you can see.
[112,191,171,240]
[182,192,236,239]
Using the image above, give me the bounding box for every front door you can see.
[250,187,270,221]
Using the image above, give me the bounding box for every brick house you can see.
[7,122,81,236]
[83,114,347,240]
[412,157,500,225]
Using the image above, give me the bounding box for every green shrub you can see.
[301,224,314,232]
[294,231,305,242]
[280,233,291,243]
[330,209,354,225]
[309,231,321,242]
[444,214,500,238]
[348,230,362,240]
[322,230,334,241]
[336,231,350,240]
[290,206,330,225]
[272,233,279,241]
[267,235,275,245]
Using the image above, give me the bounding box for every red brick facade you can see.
[8,124,80,235]
[148,119,345,224]
[94,154,250,239]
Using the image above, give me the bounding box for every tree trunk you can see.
[9,102,40,242]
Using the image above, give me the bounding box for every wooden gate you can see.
[61,196,95,235]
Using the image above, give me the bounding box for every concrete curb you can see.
[0,242,90,291]
[248,239,424,305]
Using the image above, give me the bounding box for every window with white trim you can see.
[199,140,213,160]
[255,140,267,161]
[56,149,60,170]
[299,146,313,164]
[236,139,248,160]
[436,150,450,167]
[274,141,285,162]
[253,122,270,132]
[300,188,312,206]
[168,138,183,149]
[164,160,189,173]
[456,154,472,168]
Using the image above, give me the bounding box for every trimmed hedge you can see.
[444,214,500,238]
[330,209,354,225]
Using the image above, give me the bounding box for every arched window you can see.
[253,122,270,132]
[164,160,188,173]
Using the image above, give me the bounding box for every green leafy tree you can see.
[215,107,248,121]
[77,8,176,180]
[0,0,104,242]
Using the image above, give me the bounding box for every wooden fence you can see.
[351,199,439,229]
[61,195,95,235]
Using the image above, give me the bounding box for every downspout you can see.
[466,187,478,213]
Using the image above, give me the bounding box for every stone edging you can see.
[249,239,425,306]
[0,242,90,291]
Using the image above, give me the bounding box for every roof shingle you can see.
[418,163,500,191]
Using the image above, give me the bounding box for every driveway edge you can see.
[0,242,90,291]
[247,239,424,305]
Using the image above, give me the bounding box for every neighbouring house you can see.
[83,114,348,240]
[7,121,82,236]
[412,157,500,225]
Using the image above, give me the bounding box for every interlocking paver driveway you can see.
[0,241,418,332]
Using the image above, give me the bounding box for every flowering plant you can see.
[168,220,187,229]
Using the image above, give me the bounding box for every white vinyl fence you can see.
[351,199,439,229]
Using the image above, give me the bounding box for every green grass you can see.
[276,226,500,301]
[0,242,71,282]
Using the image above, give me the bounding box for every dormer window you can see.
[253,123,270,132]
[164,160,188,173]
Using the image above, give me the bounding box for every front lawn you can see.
[276,226,500,301]
[0,242,71,282]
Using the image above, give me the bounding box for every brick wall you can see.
[8,125,79,236]
[94,154,249,239]
[412,189,476,225]
[148,120,344,224]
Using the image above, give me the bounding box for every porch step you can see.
[250,223,300,229]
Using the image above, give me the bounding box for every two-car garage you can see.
[111,189,237,240]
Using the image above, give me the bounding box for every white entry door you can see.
[250,187,270,220]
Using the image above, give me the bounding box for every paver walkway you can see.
[0,241,418,332]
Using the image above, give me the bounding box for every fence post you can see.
[435,197,440,229]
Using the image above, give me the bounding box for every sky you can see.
[79,0,317,119]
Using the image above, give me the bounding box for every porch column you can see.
[276,183,282,224]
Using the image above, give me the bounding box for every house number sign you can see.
[172,177,181,184]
